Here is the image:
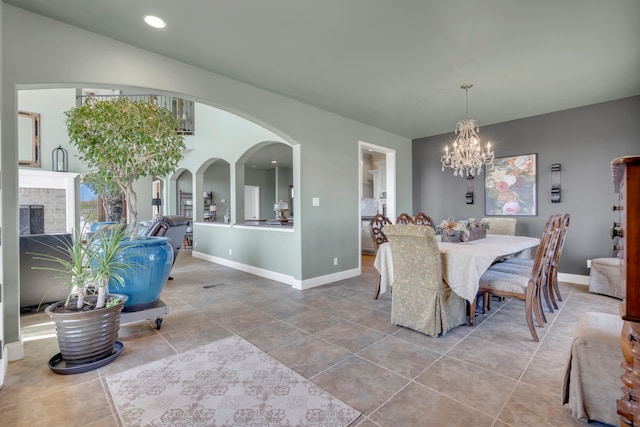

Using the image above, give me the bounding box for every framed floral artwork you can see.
[484,153,537,216]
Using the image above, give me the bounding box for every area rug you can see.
[106,335,360,426]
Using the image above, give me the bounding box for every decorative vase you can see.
[116,236,173,312]
[45,293,127,373]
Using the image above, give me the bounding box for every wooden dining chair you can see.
[478,215,561,341]
[395,213,414,224]
[413,212,435,228]
[369,214,392,299]
[495,214,568,311]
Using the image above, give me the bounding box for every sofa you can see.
[137,215,189,267]
[20,233,73,309]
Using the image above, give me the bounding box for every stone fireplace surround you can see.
[18,169,79,234]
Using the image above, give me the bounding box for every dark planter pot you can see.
[45,293,127,372]
[116,236,173,312]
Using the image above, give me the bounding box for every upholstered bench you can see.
[562,312,623,426]
[589,257,624,299]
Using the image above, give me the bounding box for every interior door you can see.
[244,185,260,220]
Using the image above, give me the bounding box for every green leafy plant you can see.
[28,223,139,310]
[65,98,186,236]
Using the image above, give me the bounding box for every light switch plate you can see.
[312,197,320,206]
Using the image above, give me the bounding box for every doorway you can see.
[359,141,396,266]
[244,185,260,220]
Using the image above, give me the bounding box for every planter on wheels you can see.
[117,236,173,312]
[45,293,128,374]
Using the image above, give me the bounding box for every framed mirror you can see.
[18,110,41,167]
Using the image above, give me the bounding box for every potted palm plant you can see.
[29,224,137,373]
[65,97,186,310]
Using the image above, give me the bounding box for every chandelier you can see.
[441,84,494,177]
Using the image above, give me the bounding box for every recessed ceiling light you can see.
[144,15,166,29]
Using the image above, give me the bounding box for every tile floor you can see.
[1,251,620,426]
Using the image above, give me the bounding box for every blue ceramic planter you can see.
[90,221,116,232]
[112,236,173,312]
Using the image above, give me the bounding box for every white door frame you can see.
[358,141,396,271]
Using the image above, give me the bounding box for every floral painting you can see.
[485,154,537,216]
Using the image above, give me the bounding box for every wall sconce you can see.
[52,145,68,172]
[551,163,561,203]
[465,174,474,204]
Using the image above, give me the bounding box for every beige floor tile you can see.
[416,356,517,417]
[312,355,408,415]
[280,308,346,334]
[352,309,403,334]
[269,336,351,378]
[239,319,309,352]
[498,382,587,426]
[5,252,622,426]
[447,335,532,380]
[520,355,567,396]
[314,321,387,353]
[357,335,441,379]
[2,378,113,427]
[319,300,375,321]
[369,381,494,427]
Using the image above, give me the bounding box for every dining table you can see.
[373,234,540,322]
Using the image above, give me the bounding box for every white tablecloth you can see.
[373,242,393,295]
[373,235,540,303]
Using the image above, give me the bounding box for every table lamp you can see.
[274,201,289,223]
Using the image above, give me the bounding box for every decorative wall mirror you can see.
[18,110,41,167]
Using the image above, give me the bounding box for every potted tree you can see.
[29,224,137,373]
[65,97,186,311]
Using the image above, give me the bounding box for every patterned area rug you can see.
[106,335,360,426]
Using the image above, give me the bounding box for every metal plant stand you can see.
[120,300,169,330]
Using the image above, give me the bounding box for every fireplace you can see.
[19,169,80,234]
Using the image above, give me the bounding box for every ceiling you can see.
[6,0,640,141]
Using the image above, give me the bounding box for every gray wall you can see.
[413,96,640,275]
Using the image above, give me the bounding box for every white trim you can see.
[191,251,359,290]
[558,272,589,286]
[297,268,360,290]
[6,341,24,362]
[0,344,6,385]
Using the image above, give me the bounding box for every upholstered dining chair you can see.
[481,217,517,236]
[395,213,415,225]
[384,224,467,336]
[413,212,435,228]
[369,214,392,299]
[478,215,561,341]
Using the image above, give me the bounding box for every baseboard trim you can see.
[558,272,589,286]
[6,341,24,362]
[192,251,360,290]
